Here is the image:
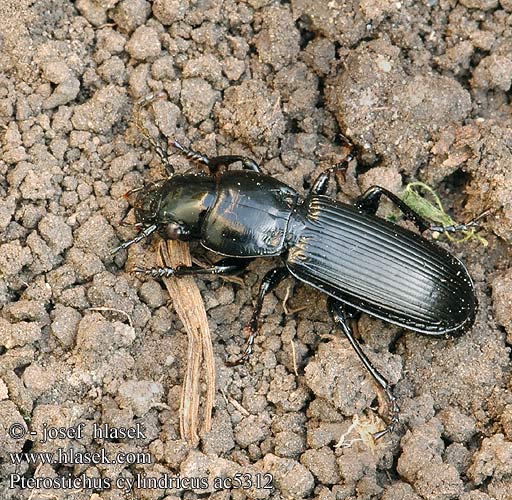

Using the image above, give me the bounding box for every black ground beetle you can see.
[113,97,485,438]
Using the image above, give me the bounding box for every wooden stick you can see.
[158,240,215,445]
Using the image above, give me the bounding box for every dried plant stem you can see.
[158,240,215,445]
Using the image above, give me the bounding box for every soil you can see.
[1,0,512,499]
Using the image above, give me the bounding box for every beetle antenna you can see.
[111,224,157,255]
[133,92,175,176]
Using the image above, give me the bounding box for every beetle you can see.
[113,99,484,438]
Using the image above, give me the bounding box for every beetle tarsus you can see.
[430,207,493,234]
[226,324,256,366]
[133,265,175,278]
[172,140,212,168]
[371,390,400,440]
[111,224,157,255]
[135,91,166,107]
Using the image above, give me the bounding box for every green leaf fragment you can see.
[400,181,487,246]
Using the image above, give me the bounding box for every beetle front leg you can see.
[227,267,289,366]
[172,141,261,174]
[111,224,158,255]
[133,257,254,279]
[327,297,400,440]
[209,155,261,173]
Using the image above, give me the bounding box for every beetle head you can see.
[112,174,215,255]
[133,183,163,226]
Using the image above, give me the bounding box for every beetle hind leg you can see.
[327,297,400,440]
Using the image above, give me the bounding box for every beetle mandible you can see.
[113,96,485,439]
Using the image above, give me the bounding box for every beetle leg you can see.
[172,140,261,174]
[171,140,213,170]
[133,257,254,279]
[310,153,355,196]
[111,224,158,255]
[227,267,289,366]
[428,207,493,234]
[327,297,400,440]
[356,186,431,232]
[207,155,261,173]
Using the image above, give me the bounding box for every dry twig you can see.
[158,240,215,445]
